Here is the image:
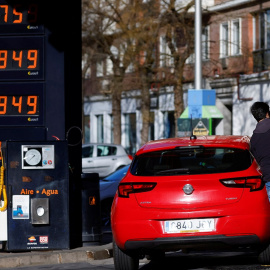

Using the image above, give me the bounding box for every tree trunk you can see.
[111,77,123,145]
[140,77,151,146]
[173,76,184,137]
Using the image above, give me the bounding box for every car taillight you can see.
[118,182,156,198]
[220,176,263,191]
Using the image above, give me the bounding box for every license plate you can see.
[164,218,215,233]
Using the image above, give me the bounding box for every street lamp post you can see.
[195,0,202,90]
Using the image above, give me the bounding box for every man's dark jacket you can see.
[250,118,270,182]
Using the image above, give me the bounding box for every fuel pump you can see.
[0,0,82,251]
[2,140,70,251]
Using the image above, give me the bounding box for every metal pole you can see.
[195,0,202,89]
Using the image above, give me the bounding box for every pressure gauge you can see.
[22,145,54,169]
[24,149,42,166]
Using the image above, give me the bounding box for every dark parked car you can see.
[100,165,129,229]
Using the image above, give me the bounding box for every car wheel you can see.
[259,245,270,264]
[113,238,139,270]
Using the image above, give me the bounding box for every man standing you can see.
[250,101,270,201]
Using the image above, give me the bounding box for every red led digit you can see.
[0,5,8,23]
[12,96,22,113]
[27,50,37,69]
[0,96,7,114]
[0,50,7,69]
[13,5,22,24]
[28,4,38,23]
[13,50,22,68]
[27,96,37,114]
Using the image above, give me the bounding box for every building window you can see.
[186,53,195,63]
[83,115,90,143]
[257,10,270,49]
[110,114,114,143]
[124,113,136,156]
[202,26,209,60]
[126,63,134,73]
[231,19,241,55]
[96,61,104,77]
[159,35,173,67]
[220,18,241,58]
[106,57,113,75]
[256,10,270,49]
[163,111,175,138]
[186,27,208,63]
[220,22,229,58]
[96,115,104,143]
[160,36,167,67]
[148,111,155,141]
[252,9,270,72]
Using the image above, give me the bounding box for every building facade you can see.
[83,0,270,155]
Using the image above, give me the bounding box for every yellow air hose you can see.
[0,146,7,212]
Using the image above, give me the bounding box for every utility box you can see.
[81,173,101,246]
[4,140,69,251]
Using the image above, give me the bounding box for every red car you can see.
[111,135,270,270]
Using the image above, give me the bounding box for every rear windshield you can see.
[130,147,253,176]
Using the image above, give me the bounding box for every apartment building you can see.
[83,0,270,154]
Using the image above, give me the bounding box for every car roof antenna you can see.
[190,115,197,140]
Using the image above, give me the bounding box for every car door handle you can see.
[88,160,93,163]
[112,158,117,160]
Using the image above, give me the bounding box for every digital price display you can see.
[0,95,39,115]
[0,1,43,34]
[0,83,43,126]
[0,49,39,70]
[0,36,43,80]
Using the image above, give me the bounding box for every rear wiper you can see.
[175,146,204,150]
[156,168,190,175]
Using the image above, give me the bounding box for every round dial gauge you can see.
[24,149,42,166]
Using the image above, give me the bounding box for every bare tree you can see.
[82,0,206,146]
[82,0,138,144]
[132,0,161,146]
[159,0,196,136]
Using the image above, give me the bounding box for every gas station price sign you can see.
[0,36,43,80]
[0,95,39,115]
[0,0,43,34]
[0,83,43,126]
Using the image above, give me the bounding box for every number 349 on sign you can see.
[0,49,38,70]
[0,95,38,115]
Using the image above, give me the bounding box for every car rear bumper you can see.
[124,234,261,252]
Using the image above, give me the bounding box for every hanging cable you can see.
[0,144,7,212]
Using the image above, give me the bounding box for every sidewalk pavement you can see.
[0,238,113,269]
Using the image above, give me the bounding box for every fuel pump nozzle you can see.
[0,144,7,211]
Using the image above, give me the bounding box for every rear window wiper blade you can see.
[156,168,190,175]
[175,146,204,150]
